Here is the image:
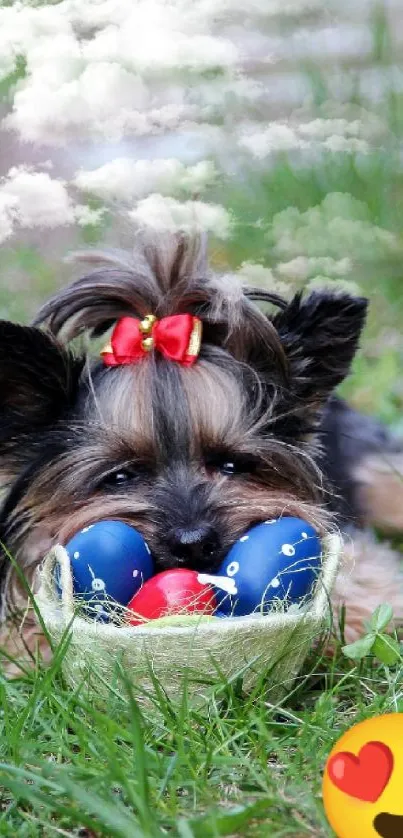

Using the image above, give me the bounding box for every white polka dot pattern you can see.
[281,543,296,557]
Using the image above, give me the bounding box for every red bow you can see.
[101,314,202,367]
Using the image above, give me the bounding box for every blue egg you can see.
[62,520,154,620]
[213,517,322,617]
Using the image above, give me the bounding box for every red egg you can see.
[126,569,217,624]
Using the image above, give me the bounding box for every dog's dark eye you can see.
[205,455,257,477]
[99,469,135,489]
[111,471,132,485]
[220,461,238,476]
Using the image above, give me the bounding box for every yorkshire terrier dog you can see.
[0,232,403,667]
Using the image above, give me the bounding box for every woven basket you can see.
[37,533,342,706]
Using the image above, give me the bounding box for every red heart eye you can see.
[327,741,393,802]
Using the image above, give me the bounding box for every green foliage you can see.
[342,604,402,666]
[0,56,27,100]
[0,609,403,837]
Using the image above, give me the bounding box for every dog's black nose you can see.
[168,525,220,567]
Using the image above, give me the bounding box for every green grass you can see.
[0,625,402,838]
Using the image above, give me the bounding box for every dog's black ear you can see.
[273,291,368,405]
[0,321,84,442]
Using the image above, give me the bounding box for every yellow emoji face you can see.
[323,714,403,838]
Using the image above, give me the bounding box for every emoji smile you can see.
[373,812,403,838]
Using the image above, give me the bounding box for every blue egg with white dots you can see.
[212,517,322,617]
[62,520,154,620]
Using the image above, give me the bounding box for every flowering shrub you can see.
[0,0,401,320]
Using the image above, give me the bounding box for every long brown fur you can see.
[0,231,402,669]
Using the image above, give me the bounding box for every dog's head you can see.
[0,233,367,615]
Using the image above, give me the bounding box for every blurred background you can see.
[0,0,403,426]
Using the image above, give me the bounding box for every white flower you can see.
[193,0,323,14]
[298,118,364,139]
[238,123,307,158]
[0,4,72,81]
[128,194,232,238]
[237,262,277,286]
[0,0,385,155]
[0,42,17,81]
[297,117,379,154]
[0,165,104,237]
[179,161,217,193]
[296,110,387,142]
[83,10,238,72]
[235,262,291,298]
[1,167,74,228]
[0,0,240,144]
[0,193,18,245]
[5,61,153,144]
[73,205,106,226]
[73,159,216,202]
[306,276,362,296]
[322,136,370,154]
[276,256,352,280]
[237,117,375,159]
[271,193,402,261]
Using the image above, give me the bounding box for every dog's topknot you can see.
[32,229,368,435]
[33,231,288,367]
